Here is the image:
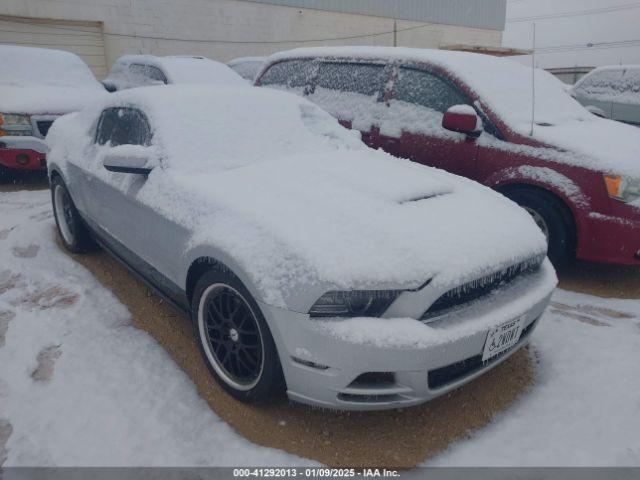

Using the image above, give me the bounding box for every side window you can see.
[259,60,316,89]
[129,63,168,85]
[393,67,469,112]
[95,108,152,147]
[620,68,640,94]
[316,62,388,97]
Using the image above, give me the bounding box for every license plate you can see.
[482,316,525,362]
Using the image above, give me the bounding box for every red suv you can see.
[256,47,640,266]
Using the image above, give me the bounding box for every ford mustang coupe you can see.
[46,85,556,410]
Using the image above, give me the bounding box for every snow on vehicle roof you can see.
[0,45,105,114]
[96,85,364,168]
[47,85,549,307]
[572,64,640,106]
[0,45,99,88]
[109,54,247,86]
[266,47,640,178]
[266,46,593,131]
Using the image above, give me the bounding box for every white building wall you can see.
[0,0,502,78]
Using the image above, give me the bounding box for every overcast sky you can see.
[503,0,640,69]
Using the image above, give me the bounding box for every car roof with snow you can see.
[264,46,640,178]
[0,45,105,114]
[105,54,247,88]
[265,46,594,132]
[0,45,100,88]
[90,84,365,168]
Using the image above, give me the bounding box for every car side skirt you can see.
[81,214,191,315]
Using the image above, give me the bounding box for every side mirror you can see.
[103,151,154,175]
[102,81,117,93]
[442,105,482,138]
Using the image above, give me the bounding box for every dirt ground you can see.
[558,262,640,299]
[0,171,48,192]
[4,174,639,467]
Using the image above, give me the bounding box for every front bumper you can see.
[0,136,48,171]
[577,209,640,266]
[261,259,556,411]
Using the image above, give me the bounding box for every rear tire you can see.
[51,175,95,253]
[191,267,285,403]
[505,188,574,267]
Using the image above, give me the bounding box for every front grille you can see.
[421,255,545,321]
[36,120,54,137]
[427,317,538,390]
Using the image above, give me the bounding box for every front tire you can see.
[505,188,574,266]
[192,267,285,403]
[51,175,94,253]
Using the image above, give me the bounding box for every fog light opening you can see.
[350,372,396,387]
[635,250,640,261]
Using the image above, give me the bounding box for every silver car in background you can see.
[46,85,556,410]
[571,65,640,125]
[228,56,267,83]
[102,54,246,92]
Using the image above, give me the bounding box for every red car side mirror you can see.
[442,105,482,138]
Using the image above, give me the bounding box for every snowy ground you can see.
[431,288,640,466]
[1,187,639,466]
[0,189,311,467]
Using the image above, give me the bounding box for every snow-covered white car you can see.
[102,55,246,92]
[228,56,267,82]
[0,45,106,173]
[571,65,640,125]
[46,85,556,410]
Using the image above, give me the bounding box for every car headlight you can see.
[308,290,403,318]
[604,175,640,203]
[0,113,33,136]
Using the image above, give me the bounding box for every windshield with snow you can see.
[0,45,99,88]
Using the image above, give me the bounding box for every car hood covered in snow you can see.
[47,86,548,309]
[527,117,640,178]
[0,45,106,115]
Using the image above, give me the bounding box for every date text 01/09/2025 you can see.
[232,468,401,478]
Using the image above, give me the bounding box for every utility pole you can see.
[393,21,397,47]
[530,22,536,136]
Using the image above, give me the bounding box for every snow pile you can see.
[265,47,640,178]
[104,55,247,89]
[0,45,105,114]
[431,288,640,466]
[47,85,547,309]
[572,65,640,106]
[0,189,311,467]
